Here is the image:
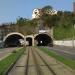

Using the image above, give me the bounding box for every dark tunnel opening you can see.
[4,34,24,47]
[35,34,53,46]
[26,37,32,46]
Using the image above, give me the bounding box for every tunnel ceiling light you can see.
[40,41,42,43]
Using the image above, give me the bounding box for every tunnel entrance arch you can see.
[3,32,24,47]
[26,37,32,46]
[35,34,53,46]
[26,35,34,46]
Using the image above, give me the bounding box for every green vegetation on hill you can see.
[15,5,75,40]
[1,5,75,40]
[54,26,75,40]
[53,11,75,40]
[16,18,38,35]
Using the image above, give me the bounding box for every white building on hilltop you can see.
[49,9,57,15]
[32,9,41,19]
[32,8,57,19]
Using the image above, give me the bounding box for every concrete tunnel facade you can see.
[26,34,53,46]
[3,32,24,47]
[3,33,53,47]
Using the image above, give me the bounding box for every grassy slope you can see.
[53,26,75,40]
[0,47,25,75]
[39,47,75,70]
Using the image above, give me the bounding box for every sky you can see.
[0,0,75,24]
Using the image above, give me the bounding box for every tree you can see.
[41,5,53,14]
[40,5,59,28]
[16,17,38,35]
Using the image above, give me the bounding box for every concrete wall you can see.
[0,41,4,48]
[54,40,75,47]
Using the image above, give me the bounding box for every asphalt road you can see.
[48,45,75,60]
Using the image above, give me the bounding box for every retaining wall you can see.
[54,40,75,47]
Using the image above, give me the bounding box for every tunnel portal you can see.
[4,33,24,47]
[26,37,32,46]
[35,34,53,46]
